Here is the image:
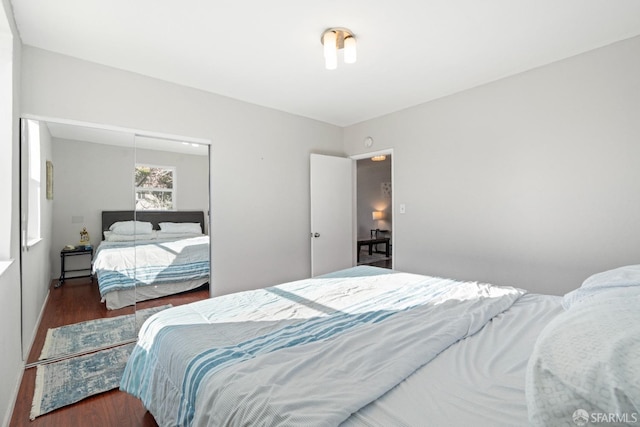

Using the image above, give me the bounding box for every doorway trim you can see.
[350,149,395,270]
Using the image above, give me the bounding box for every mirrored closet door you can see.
[20,118,137,364]
[20,118,211,370]
[131,134,210,329]
[17,117,210,424]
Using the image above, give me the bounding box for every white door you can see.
[310,154,354,276]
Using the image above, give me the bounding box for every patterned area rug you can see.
[39,305,171,360]
[30,343,135,419]
[30,304,172,419]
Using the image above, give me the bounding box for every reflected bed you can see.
[93,210,210,310]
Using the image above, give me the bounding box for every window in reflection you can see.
[135,164,175,210]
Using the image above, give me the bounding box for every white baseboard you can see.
[4,287,51,427]
[23,287,51,363]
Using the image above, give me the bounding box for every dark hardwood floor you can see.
[366,258,393,269]
[357,247,393,269]
[10,277,209,427]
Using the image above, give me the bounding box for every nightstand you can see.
[58,246,94,288]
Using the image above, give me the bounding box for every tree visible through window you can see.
[135,165,175,210]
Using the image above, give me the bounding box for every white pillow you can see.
[562,264,640,309]
[108,221,153,235]
[103,230,156,241]
[158,222,202,234]
[527,287,640,425]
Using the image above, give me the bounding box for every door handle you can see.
[313,232,321,238]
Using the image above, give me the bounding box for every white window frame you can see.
[25,119,42,246]
[134,163,177,211]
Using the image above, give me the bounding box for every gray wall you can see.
[21,46,344,298]
[345,35,640,296]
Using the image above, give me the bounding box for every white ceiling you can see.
[45,121,209,156]
[10,0,640,127]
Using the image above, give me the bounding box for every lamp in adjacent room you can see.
[321,27,357,70]
[371,211,385,239]
[372,211,384,221]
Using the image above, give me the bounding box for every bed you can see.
[92,210,210,310]
[120,264,640,426]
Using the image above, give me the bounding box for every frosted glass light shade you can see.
[344,36,357,64]
[325,51,337,70]
[323,31,337,70]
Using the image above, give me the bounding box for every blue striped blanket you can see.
[121,266,524,426]
[92,236,209,298]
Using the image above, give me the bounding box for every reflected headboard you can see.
[101,210,205,239]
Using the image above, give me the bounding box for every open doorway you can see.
[356,153,392,269]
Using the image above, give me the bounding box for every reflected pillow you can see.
[108,221,153,235]
[104,231,155,241]
[158,222,202,234]
[156,231,204,240]
[562,264,640,309]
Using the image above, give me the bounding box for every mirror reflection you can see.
[21,119,210,368]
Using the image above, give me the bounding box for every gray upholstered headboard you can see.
[101,210,205,239]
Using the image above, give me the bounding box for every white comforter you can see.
[92,236,210,297]
[121,266,524,426]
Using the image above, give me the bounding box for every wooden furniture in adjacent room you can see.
[357,237,390,262]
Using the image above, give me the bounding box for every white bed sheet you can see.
[343,293,563,427]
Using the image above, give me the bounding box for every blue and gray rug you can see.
[31,343,135,419]
[31,304,171,419]
[39,305,171,360]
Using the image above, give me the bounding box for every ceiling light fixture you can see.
[321,27,356,70]
[371,155,386,161]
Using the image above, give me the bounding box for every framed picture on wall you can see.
[46,160,53,200]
